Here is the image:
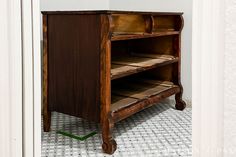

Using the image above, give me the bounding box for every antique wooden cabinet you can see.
[42,10,186,154]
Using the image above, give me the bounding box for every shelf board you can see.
[111,78,180,122]
[112,79,175,100]
[111,31,179,41]
[111,64,142,80]
[111,95,139,112]
[111,54,178,80]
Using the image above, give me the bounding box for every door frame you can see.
[0,0,41,156]
[192,0,225,156]
[22,0,41,156]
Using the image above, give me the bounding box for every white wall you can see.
[110,0,192,102]
[40,0,192,102]
[41,0,109,11]
[224,0,236,156]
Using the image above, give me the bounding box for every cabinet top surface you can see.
[41,10,183,15]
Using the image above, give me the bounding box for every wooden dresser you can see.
[42,10,186,154]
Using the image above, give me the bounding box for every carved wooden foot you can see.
[101,114,117,154]
[175,99,186,110]
[175,93,186,111]
[102,139,117,154]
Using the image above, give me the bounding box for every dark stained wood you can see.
[100,15,117,154]
[47,14,101,122]
[172,16,186,110]
[43,15,51,132]
[111,31,179,41]
[42,11,186,154]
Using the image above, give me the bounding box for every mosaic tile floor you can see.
[41,101,192,157]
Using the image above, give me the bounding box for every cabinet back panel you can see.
[48,14,101,122]
[152,15,181,32]
[129,36,176,56]
[145,65,174,82]
[111,41,130,58]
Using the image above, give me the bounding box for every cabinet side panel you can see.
[48,14,101,122]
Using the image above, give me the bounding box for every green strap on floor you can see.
[56,130,97,141]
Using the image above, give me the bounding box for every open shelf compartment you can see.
[111,77,180,122]
[111,35,179,80]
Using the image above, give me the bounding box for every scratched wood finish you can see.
[111,86,180,123]
[42,11,186,155]
[111,79,177,114]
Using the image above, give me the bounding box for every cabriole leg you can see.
[101,116,117,154]
[175,86,186,110]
